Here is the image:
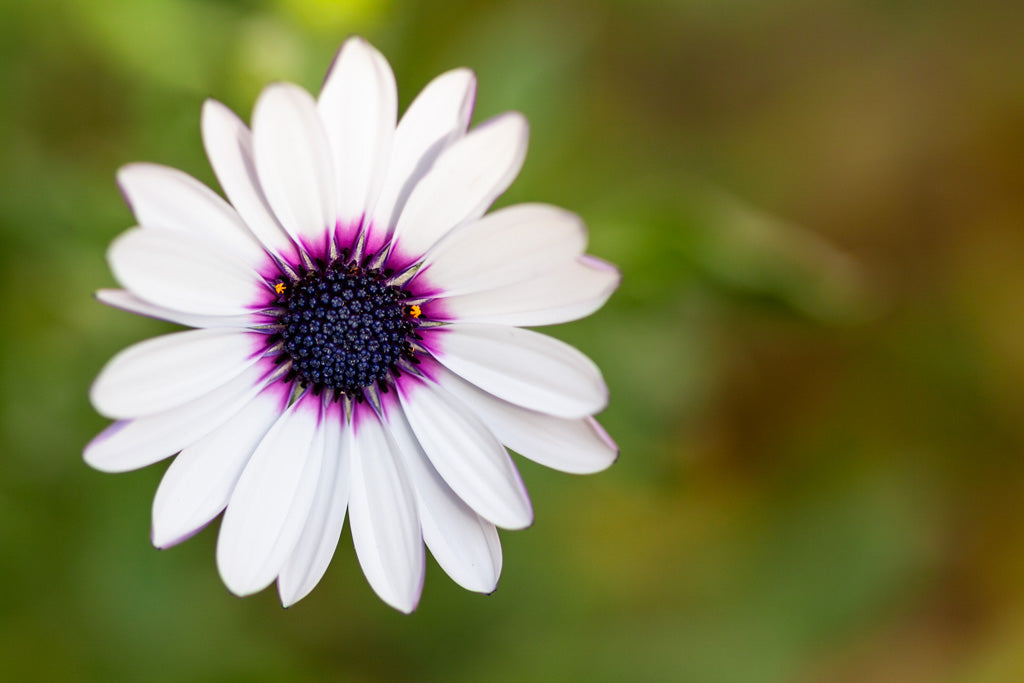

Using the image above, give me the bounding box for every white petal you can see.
[108,227,270,316]
[201,99,299,263]
[318,37,397,231]
[151,383,289,548]
[417,204,586,296]
[428,323,608,419]
[252,83,336,257]
[348,407,424,613]
[387,402,502,593]
[399,378,533,530]
[90,328,263,418]
[368,68,476,246]
[433,256,620,327]
[117,163,268,267]
[84,363,270,473]
[96,289,258,329]
[277,402,350,607]
[217,394,324,597]
[434,365,617,474]
[390,113,528,264]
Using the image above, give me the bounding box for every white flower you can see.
[86,37,619,612]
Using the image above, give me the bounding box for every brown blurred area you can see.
[626,2,1024,680]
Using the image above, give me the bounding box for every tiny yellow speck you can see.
[274,282,287,295]
[408,305,422,319]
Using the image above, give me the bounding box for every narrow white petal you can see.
[278,403,350,607]
[96,290,258,329]
[434,365,617,474]
[417,204,586,296]
[151,383,289,548]
[90,329,263,418]
[429,323,608,419]
[391,112,528,263]
[252,83,336,257]
[348,408,424,613]
[318,37,397,229]
[84,363,270,473]
[388,403,502,593]
[399,378,533,530]
[217,394,324,597]
[369,68,476,241]
[117,163,268,266]
[108,227,269,316]
[201,99,299,263]
[433,256,620,327]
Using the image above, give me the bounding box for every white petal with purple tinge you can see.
[151,384,288,548]
[90,328,263,419]
[348,410,425,613]
[84,363,269,473]
[96,290,258,329]
[429,323,608,419]
[108,228,268,316]
[434,365,617,474]
[391,112,528,262]
[433,256,620,327]
[418,204,586,297]
[86,36,621,614]
[369,68,476,241]
[117,163,268,267]
[201,99,299,264]
[399,378,533,530]
[318,37,396,231]
[388,403,502,593]
[252,83,336,257]
[278,403,350,607]
[217,394,324,597]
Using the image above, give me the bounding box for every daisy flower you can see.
[86,37,619,612]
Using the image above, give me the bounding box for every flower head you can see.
[87,37,619,612]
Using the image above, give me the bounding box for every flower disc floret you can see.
[275,261,417,395]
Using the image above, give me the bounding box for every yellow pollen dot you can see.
[408,304,422,318]
[274,282,287,295]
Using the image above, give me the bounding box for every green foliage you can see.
[2,0,1022,681]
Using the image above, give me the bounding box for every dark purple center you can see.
[276,261,417,395]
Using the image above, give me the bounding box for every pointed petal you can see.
[217,393,324,596]
[432,256,620,326]
[201,99,299,264]
[90,329,264,418]
[387,402,502,593]
[84,362,270,473]
[390,112,528,264]
[117,163,268,267]
[426,323,608,419]
[348,407,424,613]
[369,68,476,246]
[151,383,290,548]
[278,402,350,607]
[434,365,617,474]
[252,83,336,257]
[417,204,586,296]
[318,36,397,231]
[398,377,533,530]
[95,290,259,329]
[108,227,270,316]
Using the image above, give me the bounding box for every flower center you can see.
[275,262,417,396]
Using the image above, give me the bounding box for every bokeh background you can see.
[2,0,1024,680]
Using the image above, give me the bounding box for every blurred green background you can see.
[2,0,1024,680]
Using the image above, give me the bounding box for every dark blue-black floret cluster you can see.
[277,263,415,395]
